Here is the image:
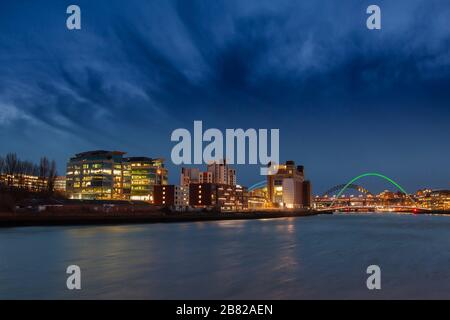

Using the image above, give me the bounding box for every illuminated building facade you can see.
[0,174,47,191]
[416,189,450,210]
[66,151,167,201]
[66,150,130,200]
[180,160,245,211]
[248,186,269,210]
[267,161,311,208]
[126,157,168,201]
[154,185,189,210]
[54,176,66,193]
[313,188,450,211]
[189,183,248,211]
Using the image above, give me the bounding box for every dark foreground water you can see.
[0,213,449,299]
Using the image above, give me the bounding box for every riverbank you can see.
[0,210,317,228]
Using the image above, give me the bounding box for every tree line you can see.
[0,153,58,192]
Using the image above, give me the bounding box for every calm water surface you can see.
[0,213,449,299]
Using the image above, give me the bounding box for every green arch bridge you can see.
[250,172,423,211]
[328,172,416,207]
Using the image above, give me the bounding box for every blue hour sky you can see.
[0,0,449,193]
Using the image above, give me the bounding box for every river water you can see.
[0,213,449,299]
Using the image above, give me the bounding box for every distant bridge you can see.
[322,183,372,197]
[248,180,267,191]
[316,205,431,213]
[249,172,426,211]
[318,172,426,211]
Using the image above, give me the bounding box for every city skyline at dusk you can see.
[1,0,450,303]
[1,0,449,194]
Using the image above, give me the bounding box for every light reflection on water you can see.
[0,213,449,299]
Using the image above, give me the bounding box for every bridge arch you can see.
[330,172,414,207]
[322,184,372,197]
[248,180,266,191]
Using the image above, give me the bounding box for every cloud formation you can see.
[0,0,449,191]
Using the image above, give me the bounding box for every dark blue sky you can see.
[1,0,449,193]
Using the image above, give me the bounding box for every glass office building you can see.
[126,157,168,201]
[66,150,130,200]
[66,151,168,201]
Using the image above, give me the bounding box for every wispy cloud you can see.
[0,0,449,189]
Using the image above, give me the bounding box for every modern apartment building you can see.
[181,160,235,187]
[199,171,213,183]
[189,183,247,211]
[207,160,236,186]
[180,167,200,187]
[154,184,189,210]
[178,160,244,211]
